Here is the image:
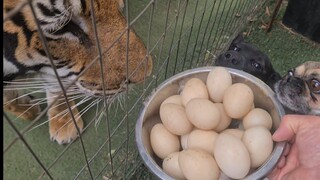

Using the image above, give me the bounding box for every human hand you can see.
[268,114,320,180]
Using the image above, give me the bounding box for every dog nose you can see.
[231,58,239,65]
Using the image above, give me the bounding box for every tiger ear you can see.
[231,33,244,45]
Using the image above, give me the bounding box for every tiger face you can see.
[4,0,153,95]
[3,0,153,144]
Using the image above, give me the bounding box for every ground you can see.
[3,0,320,179]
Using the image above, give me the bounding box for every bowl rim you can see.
[135,66,286,180]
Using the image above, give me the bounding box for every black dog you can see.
[215,34,281,89]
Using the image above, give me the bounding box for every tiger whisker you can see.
[25,108,81,135]
[3,77,44,81]
[48,6,73,34]
[89,98,105,127]
[49,95,91,119]
[129,86,139,96]
[3,79,71,85]
[3,84,45,88]
[29,94,55,105]
[112,95,122,114]
[3,87,46,91]
[113,96,120,115]
[3,89,44,107]
[52,98,102,134]
[9,101,41,122]
[52,112,83,138]
[25,96,92,133]
[4,77,70,81]
[3,85,75,91]
[41,94,88,120]
[115,94,125,112]
[48,95,86,111]
[94,106,106,128]
[71,95,95,109]
[4,81,62,85]
[79,98,103,119]
[95,98,100,117]
[29,92,84,106]
[6,80,43,83]
[28,94,78,105]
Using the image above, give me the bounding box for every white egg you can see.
[243,108,273,130]
[181,78,209,106]
[223,83,254,119]
[185,98,221,130]
[214,103,232,132]
[160,103,193,135]
[161,95,183,107]
[162,152,186,180]
[214,132,251,179]
[187,129,218,156]
[242,126,274,168]
[150,124,180,159]
[179,149,220,180]
[206,67,232,103]
[221,128,244,139]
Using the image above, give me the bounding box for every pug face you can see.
[215,34,281,89]
[274,61,320,115]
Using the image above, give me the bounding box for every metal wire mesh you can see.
[3,0,267,179]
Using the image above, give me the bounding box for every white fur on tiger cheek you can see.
[69,0,83,15]
[3,57,19,76]
[39,66,73,79]
[41,73,77,93]
[32,0,66,23]
[73,17,89,33]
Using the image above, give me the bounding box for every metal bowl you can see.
[135,67,286,180]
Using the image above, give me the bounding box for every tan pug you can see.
[274,61,320,115]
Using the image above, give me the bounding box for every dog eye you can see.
[251,60,262,71]
[310,79,320,93]
[233,46,241,51]
[288,70,294,76]
[230,45,241,51]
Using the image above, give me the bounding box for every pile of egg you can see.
[149,67,274,180]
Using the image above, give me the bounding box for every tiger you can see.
[3,0,153,144]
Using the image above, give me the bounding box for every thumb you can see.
[272,115,304,142]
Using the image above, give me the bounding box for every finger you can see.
[267,166,280,180]
[277,144,299,177]
[277,155,286,169]
[268,145,298,180]
[283,143,290,156]
[272,115,303,142]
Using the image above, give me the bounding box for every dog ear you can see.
[231,33,245,44]
[267,72,282,90]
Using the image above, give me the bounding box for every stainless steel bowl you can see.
[135,67,286,180]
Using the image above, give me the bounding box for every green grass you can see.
[3,0,320,179]
[243,1,320,74]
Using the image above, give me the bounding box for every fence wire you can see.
[3,0,267,179]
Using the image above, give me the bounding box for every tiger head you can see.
[4,0,153,96]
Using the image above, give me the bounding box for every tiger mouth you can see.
[75,81,128,97]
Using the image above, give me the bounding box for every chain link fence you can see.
[4,0,267,179]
